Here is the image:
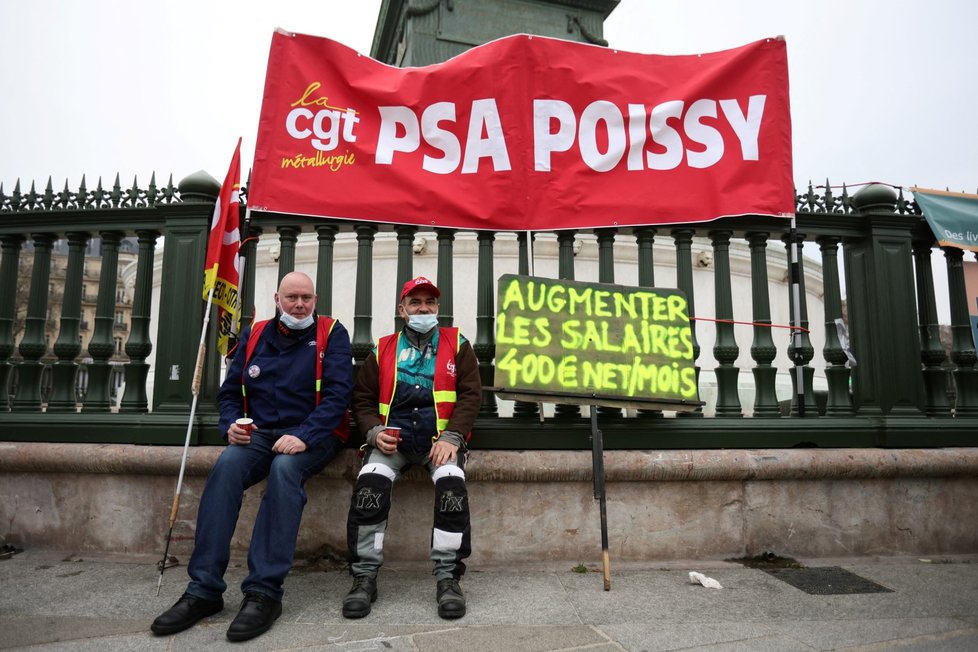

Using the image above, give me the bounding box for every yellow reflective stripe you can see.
[379,402,391,417]
[316,379,321,392]
[436,418,449,432]
[433,390,457,402]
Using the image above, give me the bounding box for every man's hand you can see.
[429,439,458,466]
[228,422,254,446]
[376,429,399,456]
[272,434,308,455]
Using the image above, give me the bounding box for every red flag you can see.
[203,138,243,357]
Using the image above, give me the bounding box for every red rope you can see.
[813,181,904,190]
[238,235,260,248]
[691,316,810,333]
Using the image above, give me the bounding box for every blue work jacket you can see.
[218,316,353,449]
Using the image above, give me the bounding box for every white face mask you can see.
[407,313,438,333]
[280,311,314,330]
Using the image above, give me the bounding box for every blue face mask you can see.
[407,313,438,333]
[279,311,314,330]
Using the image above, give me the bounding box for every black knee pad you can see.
[433,476,469,533]
[349,472,393,526]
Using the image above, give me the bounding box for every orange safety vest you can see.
[241,315,350,441]
[376,326,460,438]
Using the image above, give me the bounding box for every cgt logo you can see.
[286,82,360,152]
[445,359,456,378]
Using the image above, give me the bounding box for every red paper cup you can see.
[385,426,401,443]
[236,418,255,433]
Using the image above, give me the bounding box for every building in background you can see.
[13,237,137,407]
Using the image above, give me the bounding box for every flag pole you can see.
[789,214,805,418]
[155,137,240,595]
[155,286,214,596]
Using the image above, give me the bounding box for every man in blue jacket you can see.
[152,271,353,642]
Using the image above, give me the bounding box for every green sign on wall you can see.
[494,274,702,410]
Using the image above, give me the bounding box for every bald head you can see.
[275,272,317,320]
[278,272,314,294]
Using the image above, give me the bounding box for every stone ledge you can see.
[1,442,977,481]
[3,442,978,560]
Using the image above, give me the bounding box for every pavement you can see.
[1,550,978,651]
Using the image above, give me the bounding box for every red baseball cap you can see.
[400,276,441,301]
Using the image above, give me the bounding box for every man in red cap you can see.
[342,276,481,620]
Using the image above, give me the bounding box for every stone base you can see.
[1,444,977,563]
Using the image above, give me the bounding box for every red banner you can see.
[250,32,794,231]
[203,138,242,357]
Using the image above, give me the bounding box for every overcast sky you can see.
[2,0,975,197]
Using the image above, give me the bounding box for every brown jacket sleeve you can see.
[352,351,383,437]
[445,340,482,437]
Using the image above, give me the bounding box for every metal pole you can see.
[789,215,805,417]
[155,285,213,596]
[590,406,611,590]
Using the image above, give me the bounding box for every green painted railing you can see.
[1,173,976,449]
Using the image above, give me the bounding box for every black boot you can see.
[226,592,282,642]
[151,592,224,635]
[436,578,466,619]
[342,575,378,618]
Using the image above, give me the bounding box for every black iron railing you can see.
[1,173,976,448]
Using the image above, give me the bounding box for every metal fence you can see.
[1,173,976,449]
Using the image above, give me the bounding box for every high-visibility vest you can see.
[376,327,460,437]
[240,315,350,441]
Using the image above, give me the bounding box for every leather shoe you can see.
[226,592,282,642]
[151,592,223,635]
[436,578,466,619]
[342,575,377,618]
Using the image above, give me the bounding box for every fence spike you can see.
[147,172,158,206]
[111,173,123,207]
[896,186,908,214]
[42,177,55,210]
[95,176,108,208]
[805,180,818,212]
[822,178,834,213]
[27,181,39,210]
[78,175,89,208]
[129,175,140,207]
[58,179,71,209]
[11,179,23,211]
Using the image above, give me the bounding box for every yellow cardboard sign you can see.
[494,274,701,408]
